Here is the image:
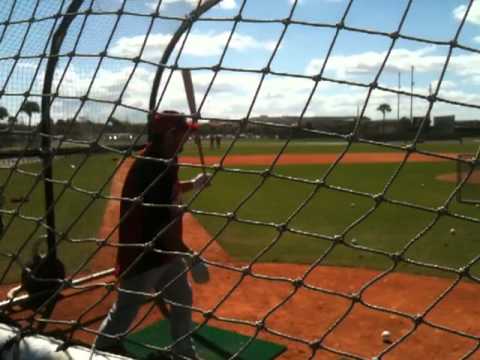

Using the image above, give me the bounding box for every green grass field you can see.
[0,153,119,283]
[181,138,480,157]
[186,161,480,277]
[183,138,480,277]
[0,139,479,283]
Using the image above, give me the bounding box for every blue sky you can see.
[1,0,480,124]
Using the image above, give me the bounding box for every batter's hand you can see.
[192,173,211,191]
[190,258,210,284]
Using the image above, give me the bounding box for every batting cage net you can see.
[0,0,480,359]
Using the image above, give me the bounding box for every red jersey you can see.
[116,148,182,277]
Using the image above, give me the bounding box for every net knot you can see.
[413,313,423,325]
[404,143,416,152]
[389,31,400,40]
[346,132,358,142]
[373,193,384,204]
[309,340,322,350]
[203,310,214,319]
[391,252,402,262]
[276,223,288,233]
[458,266,469,277]
[333,234,344,244]
[241,265,251,276]
[292,278,303,288]
[255,320,265,330]
[350,292,361,303]
[436,206,448,216]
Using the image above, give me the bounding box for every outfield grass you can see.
[181,138,480,157]
[0,153,118,283]
[1,139,478,284]
[185,158,480,278]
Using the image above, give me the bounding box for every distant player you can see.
[215,134,221,149]
[209,134,214,149]
[95,111,210,359]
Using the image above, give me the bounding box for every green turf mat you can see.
[124,320,286,359]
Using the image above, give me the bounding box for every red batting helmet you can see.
[151,110,199,135]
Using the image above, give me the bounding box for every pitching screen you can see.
[457,154,480,205]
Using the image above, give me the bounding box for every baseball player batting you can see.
[95,111,211,359]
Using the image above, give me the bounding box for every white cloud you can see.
[47,63,480,122]
[44,46,480,123]
[453,2,480,25]
[306,46,480,79]
[44,58,480,123]
[110,31,276,61]
[218,0,236,9]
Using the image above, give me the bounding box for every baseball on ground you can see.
[381,330,391,343]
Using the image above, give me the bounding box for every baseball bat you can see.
[181,69,207,175]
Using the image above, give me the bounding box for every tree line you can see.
[0,101,40,128]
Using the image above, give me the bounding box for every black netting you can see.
[0,0,479,359]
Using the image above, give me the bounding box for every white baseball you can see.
[450,228,456,235]
[381,330,391,343]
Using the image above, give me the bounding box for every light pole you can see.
[410,65,415,123]
[397,71,401,121]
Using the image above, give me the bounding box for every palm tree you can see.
[20,100,40,129]
[377,103,392,139]
[0,106,8,123]
[7,115,16,127]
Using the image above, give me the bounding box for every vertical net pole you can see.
[40,0,85,261]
